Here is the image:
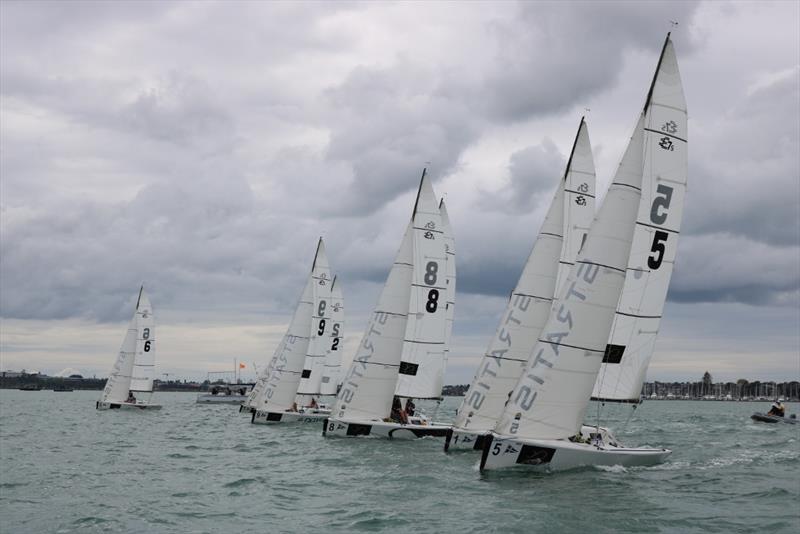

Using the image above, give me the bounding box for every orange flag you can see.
[239,363,246,369]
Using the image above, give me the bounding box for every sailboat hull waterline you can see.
[96,401,162,411]
[480,434,671,472]
[323,418,451,440]
[252,409,331,425]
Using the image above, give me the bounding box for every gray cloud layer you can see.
[1,0,798,377]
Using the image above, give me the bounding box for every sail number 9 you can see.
[425,261,439,313]
[648,185,674,270]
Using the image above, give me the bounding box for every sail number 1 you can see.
[648,184,674,270]
[424,261,439,313]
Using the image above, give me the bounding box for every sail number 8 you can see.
[424,261,440,313]
[648,184,673,270]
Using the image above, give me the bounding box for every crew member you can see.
[767,399,786,417]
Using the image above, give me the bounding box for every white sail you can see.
[495,113,646,441]
[557,118,597,294]
[439,200,456,379]
[260,247,319,411]
[335,223,414,421]
[320,276,345,396]
[394,174,449,399]
[100,318,138,404]
[129,290,155,394]
[245,333,287,410]
[297,239,334,398]
[593,35,688,403]
[452,119,594,432]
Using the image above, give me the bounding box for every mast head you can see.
[136,285,144,310]
[311,236,324,272]
[411,167,428,218]
[643,32,672,113]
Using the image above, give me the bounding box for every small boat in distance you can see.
[96,286,162,411]
[196,368,255,404]
[19,384,42,391]
[53,385,74,392]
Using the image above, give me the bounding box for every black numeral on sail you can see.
[426,289,439,313]
[424,261,438,285]
[648,231,669,269]
[318,320,326,336]
[144,340,151,352]
[142,328,150,340]
[331,338,339,351]
[318,300,326,316]
[650,184,674,224]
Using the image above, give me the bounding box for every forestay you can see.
[394,174,449,400]
[593,35,688,403]
[452,119,595,433]
[297,240,334,398]
[320,276,345,396]
[495,113,645,441]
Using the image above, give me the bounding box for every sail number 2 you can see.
[424,261,439,313]
[648,184,674,270]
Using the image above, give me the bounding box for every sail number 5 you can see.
[424,261,439,313]
[648,184,674,270]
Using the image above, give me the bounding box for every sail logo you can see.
[264,336,296,400]
[661,120,677,134]
[337,311,389,410]
[509,260,600,432]
[658,137,674,151]
[464,293,531,413]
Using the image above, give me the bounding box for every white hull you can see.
[323,417,451,440]
[251,408,331,425]
[196,394,248,405]
[444,428,492,452]
[96,401,162,411]
[479,434,671,472]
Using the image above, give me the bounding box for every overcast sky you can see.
[1,1,798,385]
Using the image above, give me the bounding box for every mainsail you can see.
[335,170,446,420]
[320,276,345,396]
[394,173,449,400]
[494,113,646,441]
[296,239,334,399]
[129,289,155,394]
[452,119,595,432]
[593,34,688,403]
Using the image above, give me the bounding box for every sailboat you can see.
[251,238,341,424]
[480,33,685,472]
[96,286,162,411]
[323,170,454,439]
[445,118,596,452]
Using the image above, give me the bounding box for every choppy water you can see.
[1,390,798,533]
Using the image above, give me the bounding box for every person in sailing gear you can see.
[767,399,786,417]
[126,391,136,404]
[405,399,416,417]
[391,396,408,424]
[308,397,318,409]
